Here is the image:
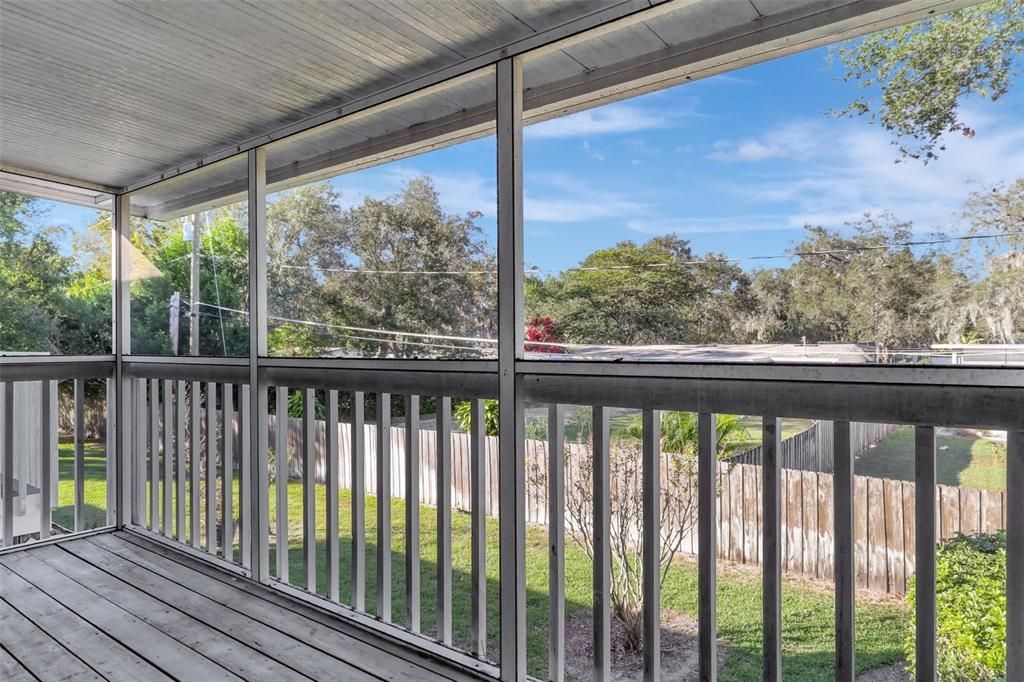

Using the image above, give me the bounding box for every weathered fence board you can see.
[729,420,901,473]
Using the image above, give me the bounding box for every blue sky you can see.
[327,44,1024,274]
[33,42,1024,275]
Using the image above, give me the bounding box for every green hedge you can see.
[906,531,1006,680]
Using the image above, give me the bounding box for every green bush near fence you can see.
[905,532,1006,681]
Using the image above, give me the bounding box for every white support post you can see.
[642,409,661,682]
[1008,428,1023,681]
[113,193,131,528]
[496,56,526,682]
[247,147,269,582]
[697,413,717,682]
[915,426,937,682]
[762,417,782,681]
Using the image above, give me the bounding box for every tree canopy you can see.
[830,0,1024,162]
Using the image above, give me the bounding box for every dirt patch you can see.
[563,609,726,682]
[856,661,910,681]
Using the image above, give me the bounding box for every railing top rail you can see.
[517,359,1023,388]
[124,360,249,384]
[520,372,1023,430]
[264,365,498,398]
[0,358,114,381]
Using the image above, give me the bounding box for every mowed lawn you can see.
[56,441,909,681]
[854,427,1007,491]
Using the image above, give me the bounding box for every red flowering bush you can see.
[525,315,565,353]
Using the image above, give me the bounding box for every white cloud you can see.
[525,103,673,139]
[733,109,1024,233]
[525,173,647,223]
[708,121,821,162]
[333,165,496,218]
[582,140,605,162]
[626,215,797,235]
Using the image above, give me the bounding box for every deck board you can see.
[27,545,305,682]
[0,560,169,681]
[58,540,379,682]
[0,644,36,682]
[0,531,482,682]
[112,531,485,682]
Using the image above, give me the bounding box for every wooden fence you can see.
[727,420,901,473]
[273,416,1006,595]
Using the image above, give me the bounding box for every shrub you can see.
[454,398,499,436]
[905,531,1006,680]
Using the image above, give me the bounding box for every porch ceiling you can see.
[0,0,973,210]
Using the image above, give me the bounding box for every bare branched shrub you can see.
[530,434,699,653]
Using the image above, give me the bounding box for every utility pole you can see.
[190,212,201,356]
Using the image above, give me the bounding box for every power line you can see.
[179,230,1019,277]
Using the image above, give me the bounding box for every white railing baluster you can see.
[915,426,936,681]
[377,392,392,622]
[39,381,53,540]
[134,378,146,528]
[74,378,85,532]
[2,382,13,546]
[470,397,487,658]
[240,384,252,569]
[1009,428,1023,681]
[105,377,115,526]
[643,409,661,682]
[405,394,421,632]
[326,389,340,602]
[698,412,717,682]
[175,380,186,542]
[548,403,565,681]
[834,420,854,681]
[763,417,782,681]
[351,390,366,610]
[223,383,234,561]
[162,379,172,536]
[150,379,159,532]
[190,380,200,549]
[436,395,452,645]
[275,386,289,582]
[303,387,316,592]
[206,382,217,554]
[593,405,611,680]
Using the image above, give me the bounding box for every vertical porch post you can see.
[1008,428,1023,680]
[247,147,269,581]
[496,56,526,682]
[113,193,131,528]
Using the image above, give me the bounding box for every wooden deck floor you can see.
[0,531,486,682]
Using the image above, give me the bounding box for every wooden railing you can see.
[3,355,1022,681]
[0,357,116,548]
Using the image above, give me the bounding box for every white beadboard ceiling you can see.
[0,0,973,216]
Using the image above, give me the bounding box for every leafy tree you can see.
[831,0,1024,161]
[526,234,753,346]
[747,217,967,356]
[960,179,1024,342]
[270,178,495,358]
[129,213,250,356]
[0,191,111,354]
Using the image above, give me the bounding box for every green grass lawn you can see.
[854,427,1007,491]
[56,442,908,681]
[53,439,111,531]
[266,480,906,681]
[732,416,816,452]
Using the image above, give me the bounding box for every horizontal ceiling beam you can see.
[0,164,120,195]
